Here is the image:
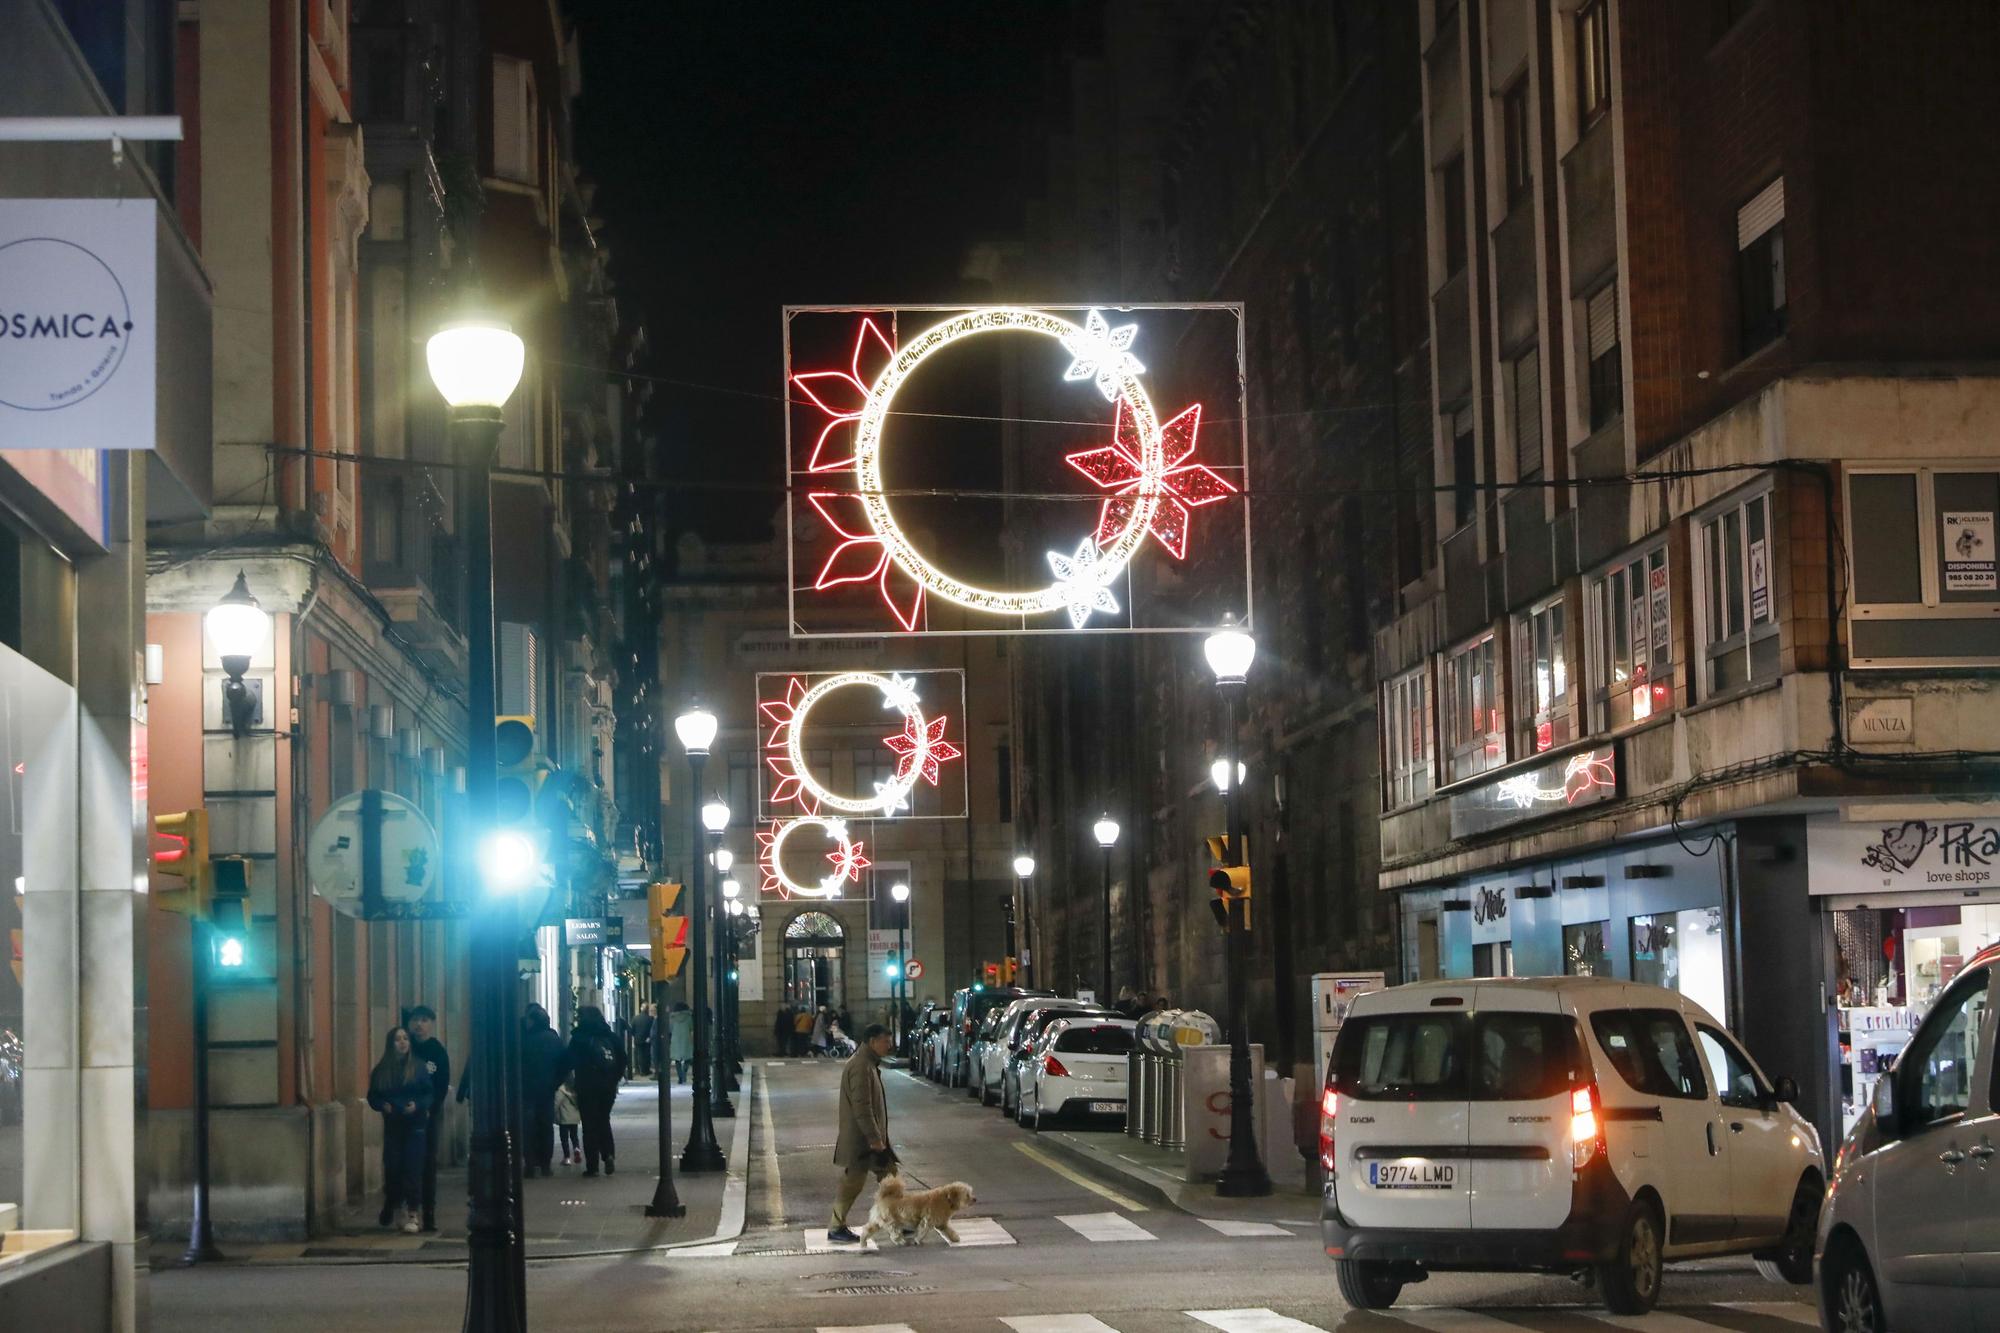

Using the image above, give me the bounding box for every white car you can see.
[1016,1016,1136,1130]
[1319,976,1824,1315]
[979,999,1097,1105]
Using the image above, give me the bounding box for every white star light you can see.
[873,779,911,817]
[878,673,920,713]
[1046,537,1123,629]
[1059,308,1144,401]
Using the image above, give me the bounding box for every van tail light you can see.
[1043,1055,1070,1078]
[1319,1085,1339,1175]
[1570,1083,1605,1169]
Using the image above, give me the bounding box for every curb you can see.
[1026,1131,1195,1214]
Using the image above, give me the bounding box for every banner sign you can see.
[1448,745,1619,839]
[1809,815,2000,896]
[0,200,155,450]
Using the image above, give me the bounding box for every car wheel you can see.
[1332,1258,1402,1309]
[1598,1198,1665,1315]
[1823,1238,1885,1333]
[981,1080,996,1107]
[1754,1176,1821,1285]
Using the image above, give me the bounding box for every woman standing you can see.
[565,1005,627,1176]
[667,1002,694,1085]
[367,1026,432,1232]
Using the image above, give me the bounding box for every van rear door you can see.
[1328,991,1474,1229]
[1464,986,1584,1231]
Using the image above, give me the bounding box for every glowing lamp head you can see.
[1210,758,1247,793]
[1204,614,1256,685]
[1012,854,1036,879]
[721,877,740,901]
[724,896,742,917]
[701,798,731,833]
[712,847,735,874]
[425,318,525,410]
[890,881,910,904]
[206,570,268,667]
[675,704,719,756]
[1093,814,1121,849]
[478,828,540,893]
[884,961,900,979]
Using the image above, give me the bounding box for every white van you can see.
[1318,976,1824,1314]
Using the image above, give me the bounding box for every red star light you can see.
[792,316,895,474]
[882,712,962,787]
[1064,399,1235,560]
[804,490,925,631]
[828,839,870,883]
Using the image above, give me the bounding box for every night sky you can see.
[572,2,1071,543]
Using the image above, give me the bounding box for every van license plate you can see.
[1088,1101,1123,1113]
[1368,1160,1455,1190]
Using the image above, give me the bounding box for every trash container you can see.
[1160,1010,1219,1153]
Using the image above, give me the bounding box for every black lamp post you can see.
[891,880,911,1052]
[715,848,741,1084]
[1092,815,1119,1002]
[428,317,531,1330]
[1012,855,1036,986]
[674,708,727,1172]
[1206,614,1271,1198]
[700,799,735,1118]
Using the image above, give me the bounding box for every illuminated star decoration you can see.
[757,815,871,900]
[1065,399,1235,560]
[791,316,896,475]
[1047,537,1122,629]
[758,671,963,817]
[824,822,871,887]
[804,490,925,632]
[883,712,963,789]
[1059,308,1145,401]
[758,676,820,814]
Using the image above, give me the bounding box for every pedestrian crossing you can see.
[814,1301,1817,1333]
[797,1210,1300,1253]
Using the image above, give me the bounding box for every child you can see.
[555,1075,582,1166]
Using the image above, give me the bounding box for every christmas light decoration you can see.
[757,816,870,900]
[1496,750,1617,810]
[793,306,1234,631]
[759,671,961,817]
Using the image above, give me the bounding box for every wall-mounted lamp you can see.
[206,571,268,739]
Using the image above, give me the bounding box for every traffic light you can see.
[209,856,251,970]
[1206,834,1252,932]
[1001,956,1018,984]
[152,810,210,917]
[648,881,689,979]
[495,715,552,830]
[983,961,1001,986]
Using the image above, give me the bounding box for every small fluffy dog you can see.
[858,1173,977,1247]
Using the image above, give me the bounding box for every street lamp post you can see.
[701,798,735,1117]
[714,848,740,1083]
[674,709,727,1173]
[1012,854,1036,987]
[1205,614,1271,1198]
[890,881,910,1053]
[1092,815,1119,1003]
[428,317,529,1331]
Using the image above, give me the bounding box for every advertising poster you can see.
[1748,538,1770,620]
[1943,511,1996,592]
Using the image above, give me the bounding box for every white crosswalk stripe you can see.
[1720,1303,1819,1327]
[1195,1218,1292,1238]
[1000,1317,1121,1332]
[816,1325,916,1333]
[803,1217,1015,1252]
[1383,1311,1535,1331]
[1594,1313,1763,1332]
[1186,1309,1331,1332]
[1055,1211,1156,1242]
[945,1216,1016,1246]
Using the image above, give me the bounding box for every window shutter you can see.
[1513,346,1542,478]
[1587,282,1619,358]
[498,622,540,719]
[492,55,532,184]
[1737,176,1785,249]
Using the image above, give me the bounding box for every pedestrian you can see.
[554,1075,582,1166]
[566,1004,626,1175]
[403,1004,450,1232]
[667,1001,694,1084]
[811,1005,831,1057]
[773,1004,795,1057]
[519,1003,568,1177]
[826,1023,897,1245]
[366,1026,431,1233]
[631,1005,655,1078]
[793,1005,815,1057]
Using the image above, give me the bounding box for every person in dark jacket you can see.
[630,1005,655,1078]
[566,1005,626,1175]
[519,1003,568,1177]
[367,1026,432,1233]
[404,1005,450,1230]
[773,1004,795,1058]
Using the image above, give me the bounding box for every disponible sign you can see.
[1809,816,2000,895]
[0,200,155,450]
[1448,745,1619,839]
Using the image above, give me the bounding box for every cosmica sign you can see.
[0,200,155,449]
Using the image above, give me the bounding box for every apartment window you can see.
[1451,406,1477,529]
[1585,279,1622,431]
[492,54,537,185]
[1737,176,1787,356]
[1501,78,1531,207]
[1698,487,1780,692]
[1847,466,2000,667]
[1588,542,1673,730]
[1442,632,1503,784]
[1576,0,1611,127]
[1383,667,1434,809]
[1509,345,1542,480]
[1441,154,1467,278]
[1512,596,1571,755]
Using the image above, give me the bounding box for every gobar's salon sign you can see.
[1809,815,2000,896]
[0,200,155,450]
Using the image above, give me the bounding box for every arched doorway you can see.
[784,910,846,1013]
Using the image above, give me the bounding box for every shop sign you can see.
[1809,815,2000,895]
[1846,696,1915,745]
[565,917,607,946]
[0,200,155,450]
[1449,745,1619,839]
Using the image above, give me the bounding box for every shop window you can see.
[1698,487,1780,692]
[1382,666,1434,809]
[1588,542,1673,729]
[1576,0,1611,127]
[1511,595,1571,755]
[1902,969,1989,1126]
[1510,345,1542,481]
[492,54,538,186]
[1846,465,2000,667]
[1564,920,1612,977]
[1590,1009,1709,1100]
[1696,1025,1768,1110]
[1442,632,1503,784]
[1585,279,1622,431]
[1472,941,1514,978]
[1737,177,1787,356]
[1631,908,1726,1020]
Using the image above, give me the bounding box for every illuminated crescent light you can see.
[759,671,962,818]
[795,307,1227,631]
[757,816,870,900]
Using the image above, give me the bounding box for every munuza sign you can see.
[1809,815,2000,895]
[0,199,155,450]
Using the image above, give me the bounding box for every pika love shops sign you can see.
[0,200,155,450]
[1809,815,2000,896]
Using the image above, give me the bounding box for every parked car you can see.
[965,1006,1011,1097]
[977,998,1098,1105]
[1001,1006,1118,1113]
[0,1027,20,1124]
[947,985,1048,1087]
[1319,976,1823,1316]
[1817,940,2000,1333]
[1016,1016,1137,1130]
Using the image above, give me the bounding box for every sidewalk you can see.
[156,1072,751,1266]
[1031,1124,1321,1223]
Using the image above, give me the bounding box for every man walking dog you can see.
[826,1023,896,1245]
